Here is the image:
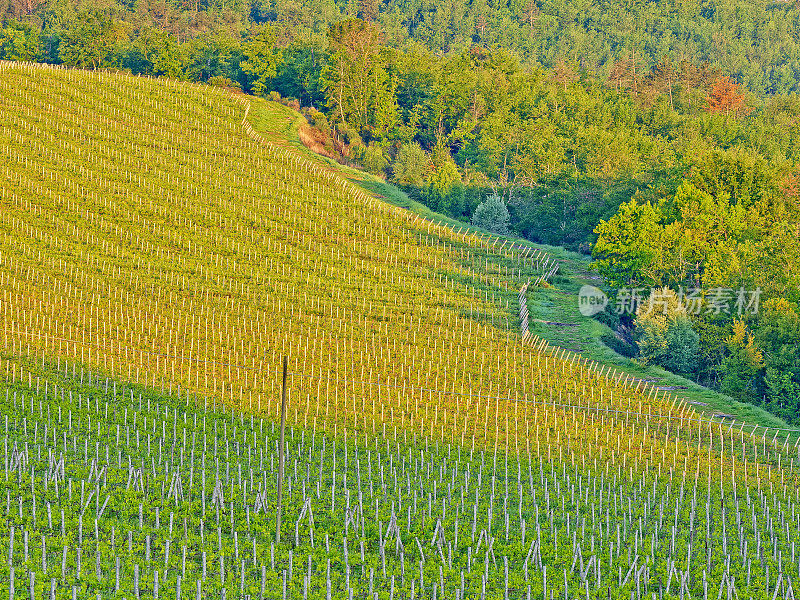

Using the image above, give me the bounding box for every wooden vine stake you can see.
[276,355,288,543]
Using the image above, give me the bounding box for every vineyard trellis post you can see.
[277,355,289,543]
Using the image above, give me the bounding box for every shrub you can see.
[419,144,465,216]
[662,317,700,374]
[635,288,700,375]
[600,331,637,358]
[305,108,330,137]
[471,195,511,235]
[391,143,430,188]
[720,320,764,402]
[361,144,388,175]
[208,76,241,90]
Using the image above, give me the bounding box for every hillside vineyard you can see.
[0,62,799,599]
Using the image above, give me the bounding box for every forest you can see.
[1,0,799,419]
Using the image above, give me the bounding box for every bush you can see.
[361,144,388,175]
[720,320,764,402]
[391,143,430,188]
[419,144,465,216]
[593,304,621,329]
[600,331,637,358]
[662,317,700,374]
[0,21,40,61]
[304,108,330,137]
[471,195,511,235]
[208,76,241,90]
[634,288,700,375]
[337,124,362,147]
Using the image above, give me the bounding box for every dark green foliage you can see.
[720,321,764,404]
[506,183,633,252]
[600,331,638,359]
[662,317,701,376]
[272,43,327,108]
[419,144,464,217]
[0,19,39,60]
[636,313,700,377]
[58,9,116,69]
[755,300,800,422]
[358,143,388,175]
[241,25,281,96]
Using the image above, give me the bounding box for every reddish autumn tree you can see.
[608,58,634,93]
[553,60,576,92]
[707,75,746,115]
[782,173,800,219]
[783,173,800,198]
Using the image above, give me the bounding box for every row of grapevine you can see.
[1,61,799,598]
[0,362,797,599]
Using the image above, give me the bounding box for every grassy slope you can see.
[248,97,791,431]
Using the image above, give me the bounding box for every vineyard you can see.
[0,61,799,598]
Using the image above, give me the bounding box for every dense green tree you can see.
[7,0,800,95]
[59,9,120,68]
[355,143,388,175]
[151,33,184,78]
[184,34,242,83]
[391,142,430,188]
[423,143,463,215]
[663,317,701,375]
[387,42,438,146]
[241,24,281,96]
[272,42,327,107]
[720,320,764,403]
[0,19,39,60]
[755,299,800,420]
[634,289,700,375]
[592,199,665,289]
[322,18,382,130]
[472,194,511,235]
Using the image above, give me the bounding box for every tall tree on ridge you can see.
[324,18,382,130]
[59,9,120,69]
[241,24,281,96]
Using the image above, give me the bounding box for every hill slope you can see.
[1,61,680,445]
[245,95,792,432]
[0,63,797,599]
